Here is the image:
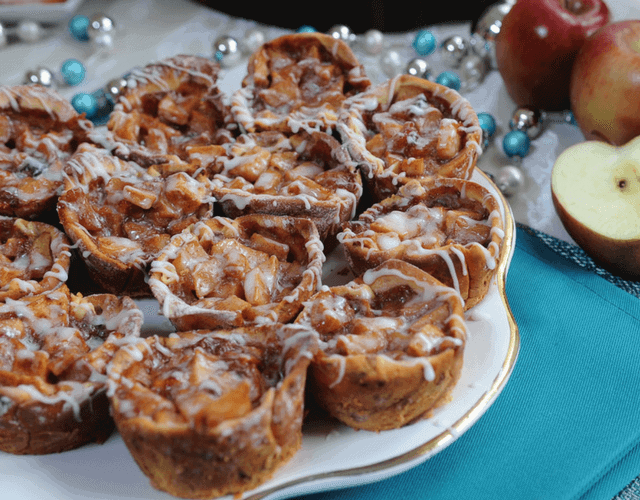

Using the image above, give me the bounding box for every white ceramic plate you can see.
[0,0,83,22]
[0,168,519,500]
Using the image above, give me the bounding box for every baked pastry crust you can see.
[107,324,318,499]
[107,55,234,172]
[0,85,92,220]
[204,129,362,244]
[0,286,143,454]
[0,216,71,301]
[338,74,483,202]
[339,178,504,310]
[148,214,325,331]
[295,259,466,431]
[231,32,371,134]
[57,143,214,297]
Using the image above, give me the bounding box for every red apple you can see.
[495,0,610,111]
[570,20,640,146]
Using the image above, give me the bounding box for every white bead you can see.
[213,35,241,68]
[496,165,525,197]
[363,29,384,55]
[460,54,487,91]
[241,28,266,55]
[88,14,116,51]
[406,58,431,79]
[328,24,354,44]
[16,20,42,43]
[380,47,404,78]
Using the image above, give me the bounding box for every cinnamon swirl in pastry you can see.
[57,143,214,297]
[0,286,142,454]
[148,214,325,331]
[295,259,466,431]
[338,74,483,202]
[0,85,92,220]
[107,323,318,499]
[107,55,234,172]
[231,32,371,134]
[339,178,504,310]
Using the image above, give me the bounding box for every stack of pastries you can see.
[0,31,505,499]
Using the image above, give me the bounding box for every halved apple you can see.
[551,136,640,280]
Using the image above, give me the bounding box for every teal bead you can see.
[61,59,85,86]
[68,15,89,41]
[71,92,97,118]
[478,112,497,137]
[412,30,436,56]
[503,130,531,158]
[297,25,316,33]
[435,71,461,91]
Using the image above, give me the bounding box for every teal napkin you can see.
[308,225,640,500]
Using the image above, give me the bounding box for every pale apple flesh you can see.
[551,136,640,280]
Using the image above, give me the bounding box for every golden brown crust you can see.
[0,287,143,454]
[295,259,466,431]
[148,214,325,331]
[338,74,483,202]
[0,85,92,220]
[231,32,371,134]
[339,178,504,310]
[107,325,318,499]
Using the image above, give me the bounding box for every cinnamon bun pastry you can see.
[295,259,466,431]
[148,214,325,331]
[339,178,504,310]
[0,85,92,220]
[338,74,483,202]
[107,324,318,499]
[0,286,142,454]
[231,32,371,134]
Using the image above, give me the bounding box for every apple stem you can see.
[560,0,589,15]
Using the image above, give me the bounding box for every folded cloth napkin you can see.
[308,224,640,500]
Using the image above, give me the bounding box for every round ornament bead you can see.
[0,23,7,49]
[24,67,54,87]
[241,28,266,55]
[435,71,461,91]
[472,0,516,69]
[71,92,98,118]
[495,164,525,197]
[328,24,354,44]
[88,14,116,50]
[478,112,497,149]
[297,25,316,33]
[362,29,384,55]
[68,15,90,41]
[502,129,531,158]
[105,77,128,102]
[380,47,404,78]
[61,59,85,86]
[406,58,431,79]
[213,35,241,68]
[412,30,437,57]
[439,35,468,68]
[16,20,42,43]
[459,53,487,90]
[509,106,544,139]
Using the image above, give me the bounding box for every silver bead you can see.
[380,47,404,78]
[439,35,468,68]
[406,58,431,80]
[88,14,116,50]
[213,35,241,68]
[362,29,384,55]
[0,23,7,49]
[24,67,54,87]
[241,28,266,55]
[328,24,355,45]
[105,77,128,102]
[510,106,544,139]
[473,1,515,69]
[16,20,42,43]
[496,165,525,197]
[460,53,487,91]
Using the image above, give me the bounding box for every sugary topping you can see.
[0,288,142,420]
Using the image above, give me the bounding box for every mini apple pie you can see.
[0,216,71,302]
[107,55,235,172]
[339,178,504,310]
[107,323,318,499]
[231,32,371,134]
[57,143,214,297]
[148,214,325,331]
[0,84,92,220]
[295,258,466,431]
[203,129,362,244]
[338,74,483,201]
[0,285,143,454]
